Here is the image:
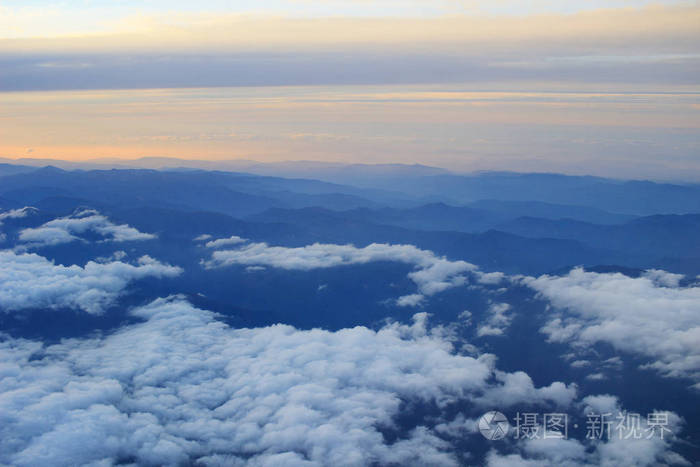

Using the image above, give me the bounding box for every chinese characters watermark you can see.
[478,411,671,441]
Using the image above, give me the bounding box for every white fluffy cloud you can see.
[476,303,513,337]
[396,293,425,307]
[204,235,248,249]
[18,209,155,248]
[0,297,577,466]
[0,207,37,225]
[0,251,182,314]
[203,242,500,305]
[526,268,700,386]
[0,207,37,243]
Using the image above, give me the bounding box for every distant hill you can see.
[2,159,700,216]
[3,164,700,274]
[0,163,36,177]
[0,167,395,217]
[496,213,700,259]
[250,200,633,233]
[0,157,449,180]
[350,172,700,216]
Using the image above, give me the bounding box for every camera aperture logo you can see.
[478,411,510,440]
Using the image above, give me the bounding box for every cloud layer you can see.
[18,209,155,248]
[526,268,700,387]
[0,297,577,466]
[0,251,182,314]
[4,5,699,55]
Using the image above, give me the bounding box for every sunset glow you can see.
[1,0,698,176]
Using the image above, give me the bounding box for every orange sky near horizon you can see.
[1,85,699,179]
[1,2,698,178]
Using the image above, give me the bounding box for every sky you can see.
[0,0,698,178]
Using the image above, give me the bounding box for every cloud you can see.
[0,207,37,244]
[476,370,577,408]
[0,251,182,314]
[17,209,155,248]
[3,5,698,55]
[525,268,700,386]
[0,207,37,225]
[643,269,684,288]
[396,293,425,307]
[203,241,497,304]
[204,235,247,249]
[585,372,607,381]
[245,265,266,272]
[18,227,78,247]
[193,233,212,242]
[476,302,513,337]
[95,250,127,263]
[1,5,697,93]
[477,271,506,285]
[0,297,577,466]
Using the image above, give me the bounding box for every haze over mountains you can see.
[2,160,700,275]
